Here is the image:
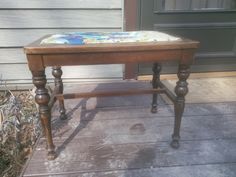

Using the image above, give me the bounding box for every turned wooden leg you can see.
[151,63,162,113]
[52,66,67,120]
[171,64,190,149]
[32,70,56,160]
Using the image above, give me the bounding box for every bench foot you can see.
[59,109,67,120]
[170,139,180,149]
[151,105,157,113]
[47,150,57,160]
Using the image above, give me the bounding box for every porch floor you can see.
[22,77,236,177]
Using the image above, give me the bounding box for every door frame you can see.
[123,0,140,79]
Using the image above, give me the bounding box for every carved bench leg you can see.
[171,64,190,149]
[52,66,67,120]
[151,63,162,113]
[32,70,56,160]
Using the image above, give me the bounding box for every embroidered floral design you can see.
[40,31,180,45]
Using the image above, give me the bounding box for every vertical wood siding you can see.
[0,0,123,87]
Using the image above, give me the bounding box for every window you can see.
[155,0,236,12]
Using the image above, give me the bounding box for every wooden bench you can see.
[24,31,199,160]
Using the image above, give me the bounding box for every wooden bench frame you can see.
[24,36,199,160]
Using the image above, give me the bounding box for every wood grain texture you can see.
[24,139,236,175]
[21,80,236,176]
[0,0,122,9]
[25,37,196,159]
[23,99,236,176]
[0,10,122,28]
[47,89,236,141]
[49,112,236,142]
[25,40,198,54]
[123,0,139,79]
[23,163,236,177]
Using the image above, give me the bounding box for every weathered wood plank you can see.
[22,80,236,176]
[0,64,123,81]
[0,29,121,48]
[23,163,236,177]
[163,77,236,103]
[0,10,122,28]
[63,77,236,103]
[23,139,236,176]
[0,0,122,9]
[49,111,236,142]
[52,97,236,118]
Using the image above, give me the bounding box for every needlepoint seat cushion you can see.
[40,31,180,45]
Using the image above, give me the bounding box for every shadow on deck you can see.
[22,77,236,177]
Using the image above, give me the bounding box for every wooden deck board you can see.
[49,113,236,142]
[22,79,236,177]
[24,163,236,177]
[24,139,236,176]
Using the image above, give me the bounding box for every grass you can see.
[0,89,40,177]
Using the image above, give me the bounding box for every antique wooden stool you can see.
[24,31,199,160]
